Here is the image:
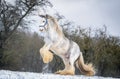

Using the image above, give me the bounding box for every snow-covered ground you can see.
[0,70,118,79]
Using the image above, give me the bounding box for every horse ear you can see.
[46,14,54,19]
[45,14,49,18]
[39,15,46,18]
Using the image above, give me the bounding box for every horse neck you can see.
[48,19,65,37]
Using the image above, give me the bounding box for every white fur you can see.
[39,15,95,76]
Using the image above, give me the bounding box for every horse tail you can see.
[76,53,95,76]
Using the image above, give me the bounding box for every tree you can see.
[0,0,52,67]
[0,0,52,48]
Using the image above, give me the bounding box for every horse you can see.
[39,14,95,76]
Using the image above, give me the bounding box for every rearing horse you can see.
[39,14,95,76]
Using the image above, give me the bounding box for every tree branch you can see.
[5,4,35,43]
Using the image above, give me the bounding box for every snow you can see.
[0,70,118,79]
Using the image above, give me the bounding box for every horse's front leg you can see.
[40,43,54,63]
[40,43,47,55]
[40,42,53,55]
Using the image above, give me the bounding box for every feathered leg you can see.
[40,47,53,63]
[55,58,75,75]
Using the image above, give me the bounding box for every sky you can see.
[5,0,120,36]
[49,0,120,36]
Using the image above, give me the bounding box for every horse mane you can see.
[47,15,65,37]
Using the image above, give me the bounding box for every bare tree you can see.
[0,0,52,48]
[0,0,52,68]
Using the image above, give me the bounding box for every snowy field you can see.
[0,70,118,79]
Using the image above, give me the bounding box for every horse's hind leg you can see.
[55,50,79,75]
[62,49,80,75]
[55,59,75,75]
[55,43,80,75]
[57,46,80,75]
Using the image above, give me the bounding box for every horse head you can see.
[38,14,48,31]
[38,14,64,37]
[38,14,56,31]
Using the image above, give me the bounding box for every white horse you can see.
[39,14,95,76]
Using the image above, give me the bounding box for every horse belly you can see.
[50,39,70,56]
[50,44,68,56]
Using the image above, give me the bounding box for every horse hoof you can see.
[55,70,62,74]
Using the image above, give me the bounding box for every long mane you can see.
[47,15,65,37]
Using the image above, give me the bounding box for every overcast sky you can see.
[49,0,120,36]
[6,0,120,36]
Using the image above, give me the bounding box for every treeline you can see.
[0,27,120,77]
[0,0,120,78]
[64,26,120,77]
[0,0,52,72]
[0,30,44,72]
[0,29,64,73]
